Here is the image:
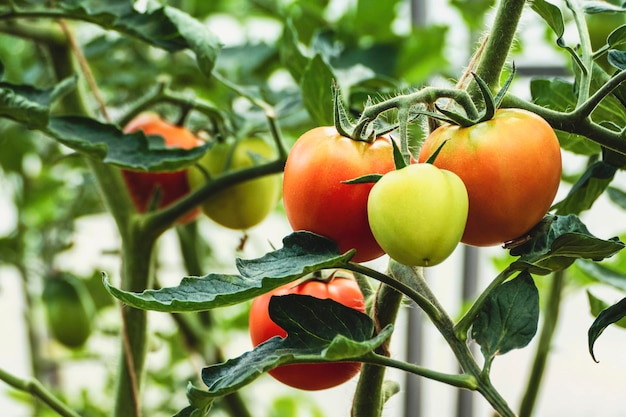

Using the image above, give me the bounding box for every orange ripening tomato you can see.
[121,113,202,223]
[282,126,395,263]
[418,108,562,246]
[249,271,365,390]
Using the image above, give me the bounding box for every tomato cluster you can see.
[248,271,365,390]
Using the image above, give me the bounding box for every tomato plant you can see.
[417,108,562,246]
[121,113,202,223]
[248,271,365,390]
[367,163,469,267]
[188,137,281,230]
[42,272,95,348]
[282,126,395,263]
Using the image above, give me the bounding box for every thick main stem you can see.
[351,283,404,417]
[469,0,527,96]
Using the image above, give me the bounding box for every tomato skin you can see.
[368,163,468,266]
[282,127,395,263]
[249,272,365,390]
[188,137,281,230]
[121,113,202,223]
[418,109,562,246]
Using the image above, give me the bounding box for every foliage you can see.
[2,0,626,417]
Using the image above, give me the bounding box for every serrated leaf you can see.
[509,215,624,274]
[45,116,211,171]
[104,232,355,312]
[300,54,335,125]
[588,296,626,362]
[57,0,220,75]
[472,271,539,359]
[0,76,76,129]
[552,161,617,215]
[199,294,391,397]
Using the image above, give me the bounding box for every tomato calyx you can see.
[434,65,517,128]
[333,86,398,143]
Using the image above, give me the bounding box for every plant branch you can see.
[0,368,81,417]
[361,353,478,390]
[567,0,593,107]
[571,69,626,119]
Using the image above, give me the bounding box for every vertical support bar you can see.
[456,245,479,417]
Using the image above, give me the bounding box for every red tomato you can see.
[417,108,562,246]
[249,272,365,390]
[121,113,202,223]
[282,126,395,262]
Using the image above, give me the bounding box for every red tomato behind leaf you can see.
[282,126,395,263]
[249,272,365,390]
[121,113,202,224]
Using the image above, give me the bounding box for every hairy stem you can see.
[469,0,526,96]
[351,282,404,417]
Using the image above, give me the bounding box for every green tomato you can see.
[367,163,469,267]
[188,137,281,230]
[43,273,95,348]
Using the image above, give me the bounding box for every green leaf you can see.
[279,20,310,82]
[354,0,402,42]
[199,294,391,397]
[58,0,220,75]
[0,76,76,129]
[552,161,617,215]
[588,296,626,362]
[472,271,539,359]
[300,54,335,125]
[583,1,626,13]
[509,215,624,274]
[607,186,626,209]
[608,49,626,69]
[342,174,383,184]
[45,116,211,171]
[608,25,626,48]
[104,232,354,312]
[576,260,626,292]
[587,291,626,329]
[530,0,565,39]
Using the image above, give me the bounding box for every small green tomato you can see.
[188,137,281,230]
[367,163,469,267]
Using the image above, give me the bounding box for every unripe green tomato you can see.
[367,163,469,267]
[42,273,95,348]
[188,137,281,230]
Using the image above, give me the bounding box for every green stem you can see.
[0,368,81,417]
[518,270,566,417]
[362,353,478,390]
[469,0,526,96]
[572,69,626,119]
[388,262,516,417]
[351,282,404,417]
[567,0,594,107]
[501,93,626,156]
